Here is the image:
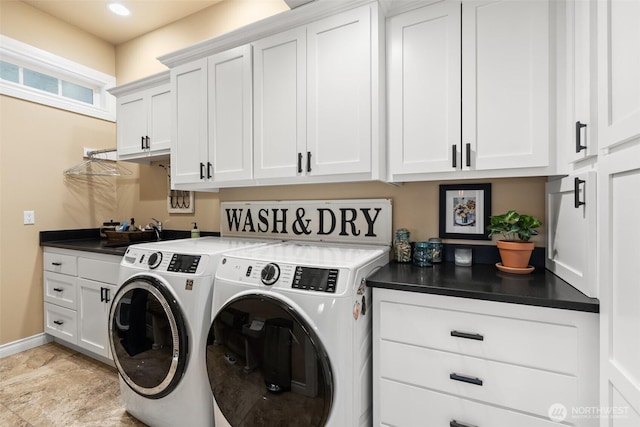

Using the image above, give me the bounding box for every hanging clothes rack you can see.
[63,148,132,177]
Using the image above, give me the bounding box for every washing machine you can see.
[108,236,276,427]
[205,241,389,427]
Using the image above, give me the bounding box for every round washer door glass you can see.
[207,294,333,426]
[109,276,188,399]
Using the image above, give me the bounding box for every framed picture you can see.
[439,183,491,240]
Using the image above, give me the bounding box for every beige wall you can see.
[0,0,546,347]
[0,1,117,345]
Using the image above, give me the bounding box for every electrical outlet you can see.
[24,210,35,225]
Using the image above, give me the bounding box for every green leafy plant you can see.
[487,210,541,242]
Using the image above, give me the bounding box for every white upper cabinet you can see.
[253,3,383,185]
[207,45,253,185]
[597,0,640,150]
[388,1,461,176]
[110,72,171,163]
[253,27,307,181]
[546,172,597,299]
[388,0,551,182]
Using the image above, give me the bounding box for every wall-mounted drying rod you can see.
[63,148,132,177]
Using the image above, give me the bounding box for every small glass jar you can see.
[393,229,412,263]
[413,241,432,267]
[428,238,443,263]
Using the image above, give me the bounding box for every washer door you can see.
[109,276,188,399]
[206,294,333,426]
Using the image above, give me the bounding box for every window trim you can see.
[0,35,116,122]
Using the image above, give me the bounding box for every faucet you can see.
[150,218,163,241]
[151,218,163,232]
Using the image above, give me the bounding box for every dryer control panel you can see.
[292,266,339,293]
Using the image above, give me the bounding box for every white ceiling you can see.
[21,0,225,45]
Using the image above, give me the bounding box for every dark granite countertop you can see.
[367,262,599,313]
[39,228,220,256]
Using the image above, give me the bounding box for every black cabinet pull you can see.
[574,177,586,208]
[141,136,145,150]
[451,330,484,341]
[452,145,457,168]
[298,153,303,173]
[100,287,105,303]
[53,320,64,326]
[450,420,478,427]
[199,162,205,180]
[53,288,63,292]
[465,143,471,167]
[146,136,151,149]
[575,121,587,153]
[207,162,213,179]
[306,151,312,173]
[105,288,110,303]
[51,262,62,266]
[450,373,483,386]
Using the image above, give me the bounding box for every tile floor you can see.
[0,342,146,426]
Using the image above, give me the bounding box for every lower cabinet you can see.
[43,247,121,361]
[372,288,599,426]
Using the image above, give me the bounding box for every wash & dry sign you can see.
[220,199,392,245]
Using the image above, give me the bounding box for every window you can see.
[0,35,116,121]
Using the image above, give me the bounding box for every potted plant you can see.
[487,210,541,270]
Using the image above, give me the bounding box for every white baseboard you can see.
[0,333,52,359]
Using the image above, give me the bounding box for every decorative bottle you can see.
[394,229,412,263]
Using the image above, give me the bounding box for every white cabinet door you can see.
[307,5,372,176]
[253,27,307,180]
[77,278,114,360]
[546,172,597,298]
[597,0,640,150]
[207,45,253,184]
[171,58,208,186]
[116,92,147,158]
[147,85,171,154]
[599,144,640,426]
[462,0,549,170]
[388,1,461,176]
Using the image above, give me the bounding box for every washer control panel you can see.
[168,254,201,274]
[292,266,338,293]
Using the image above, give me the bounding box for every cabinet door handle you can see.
[574,177,586,208]
[452,145,457,168]
[200,162,205,179]
[450,373,483,386]
[105,288,111,303]
[207,162,213,179]
[450,420,478,427]
[298,152,303,173]
[51,262,62,266]
[141,136,145,150]
[146,136,151,149]
[451,330,484,341]
[53,287,63,292]
[465,143,471,167]
[53,320,64,326]
[100,287,105,303]
[306,151,312,173]
[575,121,587,153]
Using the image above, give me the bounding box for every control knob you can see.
[261,263,280,286]
[148,252,163,269]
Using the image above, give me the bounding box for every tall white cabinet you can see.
[388,0,551,182]
[597,0,640,424]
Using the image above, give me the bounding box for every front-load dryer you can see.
[205,241,389,426]
[109,237,276,427]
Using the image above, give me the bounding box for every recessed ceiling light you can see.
[108,3,130,16]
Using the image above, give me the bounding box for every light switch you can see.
[24,210,35,225]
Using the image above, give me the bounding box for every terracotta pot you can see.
[496,240,534,268]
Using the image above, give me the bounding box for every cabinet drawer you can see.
[78,257,121,285]
[379,300,578,374]
[380,378,561,427]
[43,272,76,309]
[43,252,77,276]
[44,303,77,344]
[380,340,577,418]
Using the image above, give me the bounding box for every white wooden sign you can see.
[220,199,392,245]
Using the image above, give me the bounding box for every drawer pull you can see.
[450,373,483,386]
[451,330,484,341]
[53,288,63,292]
[450,420,477,427]
[53,320,64,326]
[51,262,62,266]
